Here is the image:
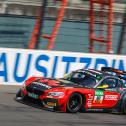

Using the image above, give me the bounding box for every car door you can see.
[91,77,120,108]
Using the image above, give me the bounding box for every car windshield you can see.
[62,71,98,88]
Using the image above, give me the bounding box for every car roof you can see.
[76,69,116,78]
[75,68,126,83]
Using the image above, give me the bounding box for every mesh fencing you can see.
[0,0,125,54]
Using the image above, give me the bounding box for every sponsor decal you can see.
[28,92,39,99]
[105,95,118,101]
[47,102,57,107]
[87,109,104,112]
[93,90,104,103]
[95,90,104,96]
[87,94,93,108]
[32,82,51,89]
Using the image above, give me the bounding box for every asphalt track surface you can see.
[0,85,126,126]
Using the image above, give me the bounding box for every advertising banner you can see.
[0,48,126,85]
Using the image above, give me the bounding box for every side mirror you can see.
[97,84,109,89]
[63,73,70,79]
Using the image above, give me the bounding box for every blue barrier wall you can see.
[0,15,125,54]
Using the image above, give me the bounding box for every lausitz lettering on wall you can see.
[0,48,126,85]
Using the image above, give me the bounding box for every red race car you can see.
[16,67,126,114]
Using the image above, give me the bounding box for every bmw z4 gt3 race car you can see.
[16,67,126,114]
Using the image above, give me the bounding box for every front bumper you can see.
[42,98,60,110]
[17,88,66,112]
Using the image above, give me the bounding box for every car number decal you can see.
[93,90,104,103]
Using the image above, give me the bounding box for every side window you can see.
[70,72,86,83]
[117,79,123,87]
[100,78,117,88]
[72,72,85,79]
[121,80,126,88]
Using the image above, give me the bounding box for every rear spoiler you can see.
[101,67,126,80]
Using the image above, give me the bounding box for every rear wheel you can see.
[122,98,126,114]
[66,93,83,113]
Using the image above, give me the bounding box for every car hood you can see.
[27,78,82,91]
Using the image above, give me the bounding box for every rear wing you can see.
[101,67,126,80]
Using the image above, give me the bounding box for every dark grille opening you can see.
[26,86,44,95]
[23,96,42,107]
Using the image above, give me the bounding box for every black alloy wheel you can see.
[67,93,83,113]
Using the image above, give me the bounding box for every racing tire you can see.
[66,93,83,113]
[122,98,126,114]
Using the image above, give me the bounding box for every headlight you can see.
[48,92,64,97]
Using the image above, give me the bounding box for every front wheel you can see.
[66,93,83,113]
